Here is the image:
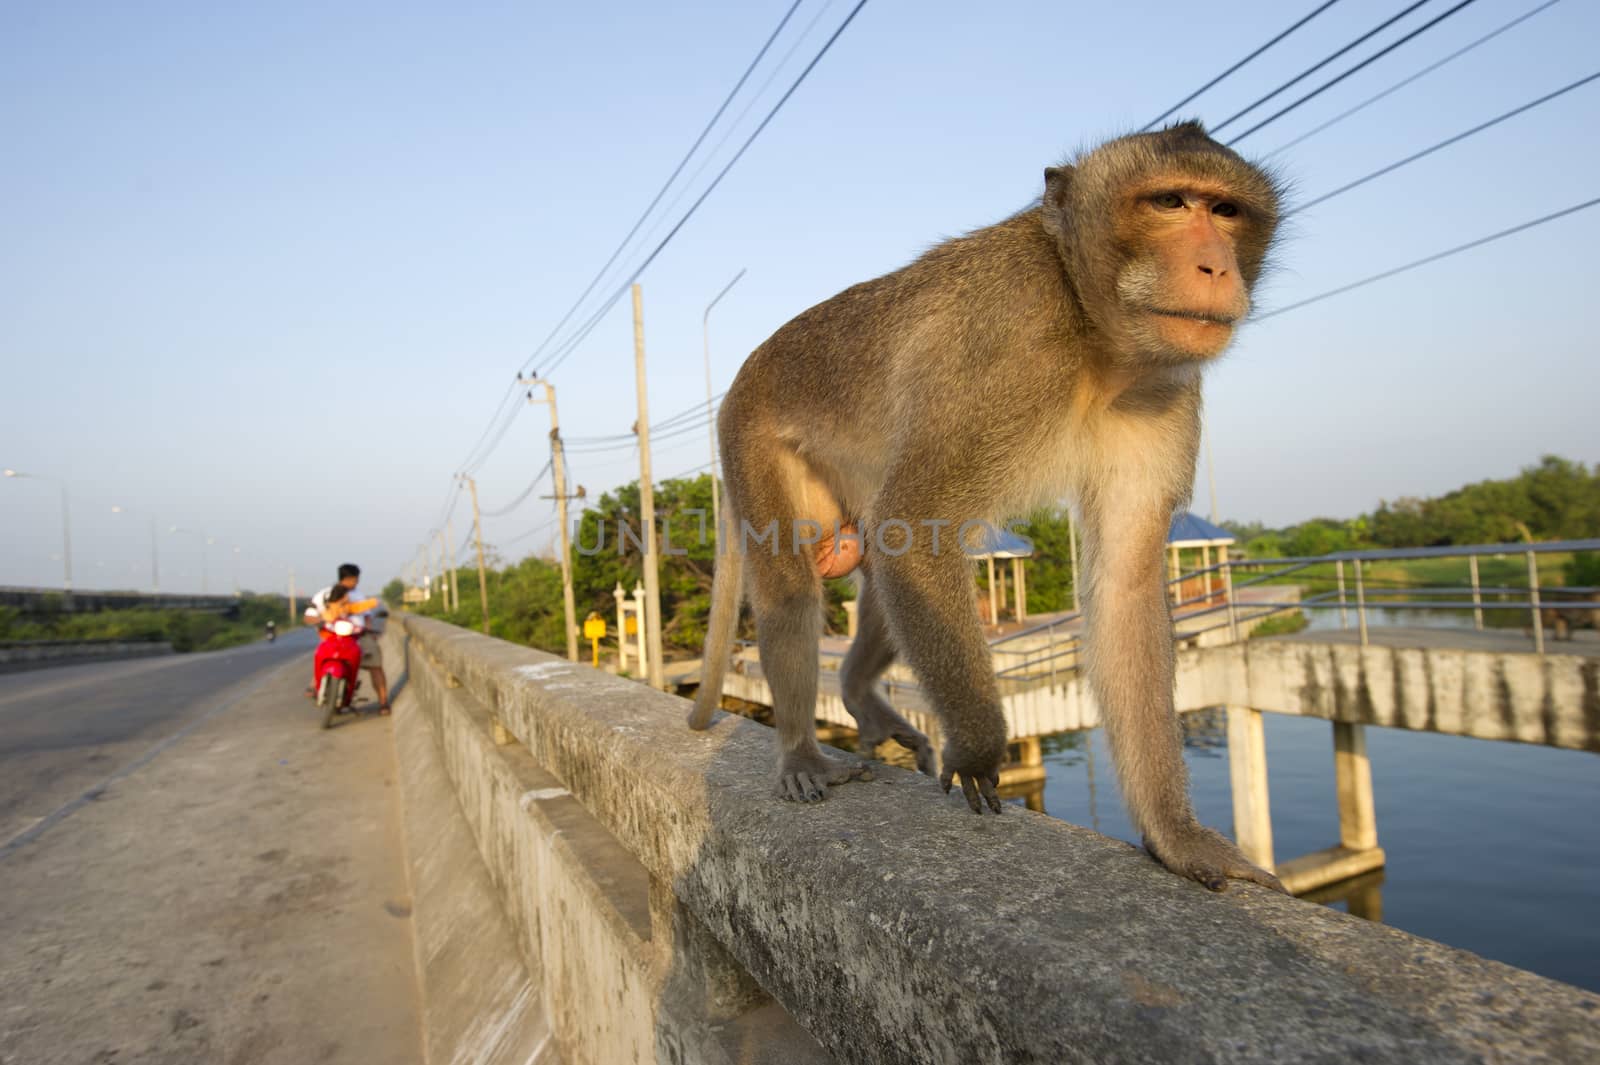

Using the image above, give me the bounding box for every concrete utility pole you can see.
[520,376,580,662]
[703,268,745,539]
[288,568,297,622]
[445,517,459,611]
[632,284,667,690]
[462,475,492,635]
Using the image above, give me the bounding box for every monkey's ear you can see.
[1041,165,1073,239]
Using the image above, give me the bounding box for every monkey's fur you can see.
[690,123,1285,892]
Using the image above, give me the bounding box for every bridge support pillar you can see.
[1334,721,1378,851]
[1225,705,1274,871]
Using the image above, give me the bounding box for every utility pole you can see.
[703,268,745,539]
[632,284,667,690]
[287,568,296,622]
[462,475,492,635]
[150,516,159,594]
[435,532,448,608]
[519,376,580,662]
[446,516,460,611]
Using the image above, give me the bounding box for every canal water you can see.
[1036,710,1600,993]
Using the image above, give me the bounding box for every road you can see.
[0,633,422,1065]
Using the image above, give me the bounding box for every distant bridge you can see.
[0,585,276,614]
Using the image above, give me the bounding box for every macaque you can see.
[691,122,1284,892]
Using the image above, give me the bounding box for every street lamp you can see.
[169,525,211,594]
[5,468,72,597]
[111,504,161,594]
[703,268,745,537]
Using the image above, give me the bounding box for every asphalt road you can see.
[0,634,310,850]
[0,632,422,1065]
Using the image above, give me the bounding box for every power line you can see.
[1261,0,1563,159]
[538,0,871,378]
[1141,0,1345,131]
[1225,0,1485,144]
[479,459,554,518]
[520,1,806,379]
[611,0,843,266]
[452,379,522,479]
[1210,0,1433,135]
[1290,70,1600,215]
[567,391,726,446]
[1257,195,1600,319]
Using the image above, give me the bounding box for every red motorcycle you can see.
[313,617,364,728]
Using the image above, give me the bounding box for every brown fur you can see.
[690,123,1285,892]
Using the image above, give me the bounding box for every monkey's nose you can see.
[1197,264,1228,278]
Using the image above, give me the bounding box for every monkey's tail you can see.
[688,506,744,730]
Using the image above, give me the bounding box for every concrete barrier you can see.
[392,614,1600,1064]
[0,638,173,674]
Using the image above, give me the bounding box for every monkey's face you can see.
[1043,123,1282,365]
[1114,185,1256,360]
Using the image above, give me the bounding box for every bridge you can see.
[4,542,1598,1063]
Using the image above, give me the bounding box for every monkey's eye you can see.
[1152,193,1185,210]
[1212,202,1239,218]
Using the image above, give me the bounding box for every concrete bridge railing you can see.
[391,613,1600,1065]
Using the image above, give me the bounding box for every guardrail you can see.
[396,612,1600,1064]
[966,538,1600,690]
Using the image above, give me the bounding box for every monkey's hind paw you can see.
[1143,826,1286,894]
[940,767,1002,815]
[774,755,872,803]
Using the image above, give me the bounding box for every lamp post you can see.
[5,468,72,599]
[110,505,161,594]
[702,268,745,538]
[169,525,211,594]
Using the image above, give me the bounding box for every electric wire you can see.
[1288,69,1600,215]
[520,1,806,379]
[1210,0,1434,135]
[1257,195,1600,319]
[1224,0,1485,144]
[614,0,843,268]
[1141,0,1346,130]
[479,459,555,518]
[567,391,726,446]
[1261,0,1562,158]
[537,0,871,379]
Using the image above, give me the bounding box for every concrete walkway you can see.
[0,645,422,1065]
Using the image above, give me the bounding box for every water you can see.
[1035,711,1600,992]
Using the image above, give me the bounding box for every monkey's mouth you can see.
[1142,307,1238,327]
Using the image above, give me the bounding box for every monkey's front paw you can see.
[774,753,872,803]
[1143,824,1286,894]
[938,748,1002,815]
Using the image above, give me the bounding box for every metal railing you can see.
[848,539,1600,693]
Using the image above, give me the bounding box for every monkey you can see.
[689,122,1284,892]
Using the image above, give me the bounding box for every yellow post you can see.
[583,612,606,669]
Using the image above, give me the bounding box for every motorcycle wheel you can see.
[321,676,345,730]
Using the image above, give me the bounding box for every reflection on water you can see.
[1300,868,1385,922]
[1303,604,1525,633]
[1035,711,1600,993]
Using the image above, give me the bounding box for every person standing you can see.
[358,599,391,715]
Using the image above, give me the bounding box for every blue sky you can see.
[2,0,1596,594]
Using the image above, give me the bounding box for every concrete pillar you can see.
[632,582,649,684]
[1333,722,1378,852]
[1226,705,1274,870]
[843,599,858,638]
[1013,558,1026,622]
[613,582,630,673]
